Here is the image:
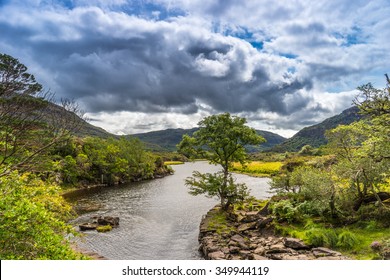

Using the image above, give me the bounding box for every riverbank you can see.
[199,205,349,260]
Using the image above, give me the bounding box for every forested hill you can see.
[270,106,363,152]
[130,128,286,152]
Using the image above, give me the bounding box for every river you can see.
[67,161,271,260]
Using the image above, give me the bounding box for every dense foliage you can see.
[54,136,168,186]
[0,53,171,259]
[0,171,84,259]
[269,77,390,258]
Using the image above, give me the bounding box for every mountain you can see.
[270,106,363,152]
[130,128,286,152]
[45,102,115,139]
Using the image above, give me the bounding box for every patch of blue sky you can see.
[287,66,296,74]
[279,53,298,59]
[333,26,365,47]
[220,25,265,50]
[121,1,185,20]
[0,0,9,7]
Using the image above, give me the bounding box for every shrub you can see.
[305,228,327,247]
[337,230,359,249]
[271,199,300,223]
[0,171,82,259]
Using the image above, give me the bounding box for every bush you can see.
[0,171,82,259]
[302,221,338,248]
[337,230,359,249]
[305,228,327,247]
[271,199,300,223]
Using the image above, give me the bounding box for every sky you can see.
[0,0,389,137]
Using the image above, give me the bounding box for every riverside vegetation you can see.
[0,53,171,259]
[1,52,389,260]
[179,75,390,260]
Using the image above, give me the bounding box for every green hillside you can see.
[270,106,363,152]
[131,128,286,152]
[46,102,115,139]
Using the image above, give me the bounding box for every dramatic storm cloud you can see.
[0,0,389,136]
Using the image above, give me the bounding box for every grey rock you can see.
[283,237,310,250]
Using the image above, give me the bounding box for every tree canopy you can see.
[178,113,265,210]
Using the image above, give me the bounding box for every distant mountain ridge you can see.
[270,106,363,152]
[131,128,286,152]
[59,100,362,153]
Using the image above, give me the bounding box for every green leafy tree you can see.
[178,113,265,210]
[326,75,390,211]
[0,53,83,177]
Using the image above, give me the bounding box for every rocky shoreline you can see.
[199,205,350,260]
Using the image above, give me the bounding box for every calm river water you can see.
[67,161,271,260]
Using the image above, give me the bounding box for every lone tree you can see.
[0,53,83,176]
[178,113,265,210]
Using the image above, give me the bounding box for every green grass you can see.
[206,209,235,235]
[163,161,184,165]
[274,219,390,259]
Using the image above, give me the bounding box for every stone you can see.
[208,251,225,260]
[269,243,286,251]
[265,253,283,260]
[256,217,273,229]
[243,211,260,222]
[258,202,270,216]
[97,216,119,227]
[312,247,341,257]
[239,250,252,257]
[237,222,257,232]
[79,222,98,231]
[254,247,266,255]
[207,245,220,253]
[229,246,240,254]
[231,234,246,245]
[252,254,269,260]
[283,237,310,250]
[382,249,390,260]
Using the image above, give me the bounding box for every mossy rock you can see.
[96,225,112,232]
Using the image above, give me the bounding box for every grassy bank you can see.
[231,161,282,177]
[274,219,390,259]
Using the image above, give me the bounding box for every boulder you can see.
[312,247,341,257]
[231,234,246,244]
[243,211,260,222]
[256,217,273,229]
[237,222,257,232]
[258,202,271,216]
[79,222,98,231]
[254,247,265,255]
[283,237,310,250]
[97,216,119,227]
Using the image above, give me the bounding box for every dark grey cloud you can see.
[0,0,387,136]
[0,6,315,117]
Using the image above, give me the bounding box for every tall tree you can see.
[0,53,83,176]
[326,74,390,210]
[178,113,264,210]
